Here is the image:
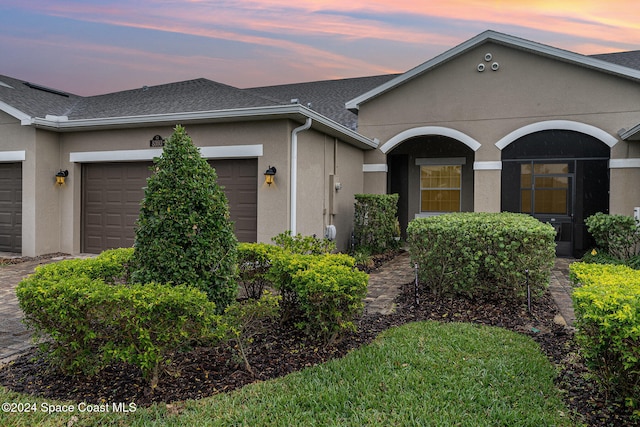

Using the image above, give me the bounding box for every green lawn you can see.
[0,321,574,427]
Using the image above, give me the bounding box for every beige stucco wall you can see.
[32,130,64,255]
[295,129,365,250]
[357,41,640,215]
[58,120,294,254]
[50,119,368,254]
[610,168,640,217]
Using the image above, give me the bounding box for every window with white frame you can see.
[417,158,465,213]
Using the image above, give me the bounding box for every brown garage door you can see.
[82,159,257,253]
[0,163,22,253]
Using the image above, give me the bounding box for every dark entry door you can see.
[519,162,575,257]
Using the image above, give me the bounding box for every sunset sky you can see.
[1,1,639,96]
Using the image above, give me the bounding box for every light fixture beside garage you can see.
[55,170,68,186]
[264,166,277,186]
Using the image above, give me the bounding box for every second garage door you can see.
[0,163,22,253]
[82,159,257,253]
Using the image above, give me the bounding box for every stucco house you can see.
[1,30,640,257]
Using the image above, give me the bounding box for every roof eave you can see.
[30,104,378,150]
[619,124,640,141]
[0,101,33,125]
[345,30,640,111]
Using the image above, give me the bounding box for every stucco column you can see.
[473,166,501,212]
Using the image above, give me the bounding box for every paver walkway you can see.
[1,252,577,366]
[365,252,577,329]
[0,257,73,365]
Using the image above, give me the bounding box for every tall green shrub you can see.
[131,125,238,311]
[570,262,640,407]
[585,212,640,260]
[407,212,555,300]
[353,194,400,254]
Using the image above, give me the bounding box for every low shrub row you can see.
[238,242,368,343]
[407,212,556,300]
[17,249,217,389]
[570,262,640,407]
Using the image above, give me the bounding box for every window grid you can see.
[420,165,461,213]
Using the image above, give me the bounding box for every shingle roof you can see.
[590,51,640,71]
[68,78,283,120]
[246,74,399,129]
[0,73,398,129]
[0,74,80,118]
[1,38,639,128]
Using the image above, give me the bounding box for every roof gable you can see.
[346,30,640,111]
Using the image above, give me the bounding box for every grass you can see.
[0,321,573,427]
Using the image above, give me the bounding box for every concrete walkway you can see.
[1,252,577,366]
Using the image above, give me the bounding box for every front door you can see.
[519,161,574,257]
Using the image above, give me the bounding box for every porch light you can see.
[55,170,68,186]
[264,166,276,186]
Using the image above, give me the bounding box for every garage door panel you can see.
[83,159,257,253]
[105,214,123,227]
[0,163,22,252]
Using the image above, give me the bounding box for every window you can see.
[520,163,569,215]
[420,165,461,212]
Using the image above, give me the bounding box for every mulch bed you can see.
[0,256,637,426]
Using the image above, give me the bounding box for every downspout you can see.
[290,118,312,234]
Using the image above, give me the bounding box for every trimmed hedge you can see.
[235,240,368,343]
[407,212,556,300]
[237,243,282,299]
[266,251,367,343]
[17,249,218,388]
[585,213,640,261]
[570,262,640,406]
[353,194,401,254]
[271,230,336,255]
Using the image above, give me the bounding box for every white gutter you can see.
[290,118,312,234]
[28,104,377,150]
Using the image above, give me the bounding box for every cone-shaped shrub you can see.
[131,125,238,311]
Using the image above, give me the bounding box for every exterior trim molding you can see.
[363,164,388,172]
[31,105,377,150]
[609,158,640,168]
[0,150,26,162]
[495,120,618,150]
[0,101,32,125]
[473,161,502,170]
[416,157,466,165]
[619,123,640,141]
[70,145,263,163]
[380,126,481,154]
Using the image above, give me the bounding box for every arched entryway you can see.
[501,129,610,257]
[386,135,475,236]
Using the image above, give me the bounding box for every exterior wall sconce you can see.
[55,170,68,186]
[264,166,276,186]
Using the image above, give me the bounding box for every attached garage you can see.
[0,162,21,253]
[82,159,257,253]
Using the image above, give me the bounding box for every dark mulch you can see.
[0,259,637,426]
[0,253,70,266]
